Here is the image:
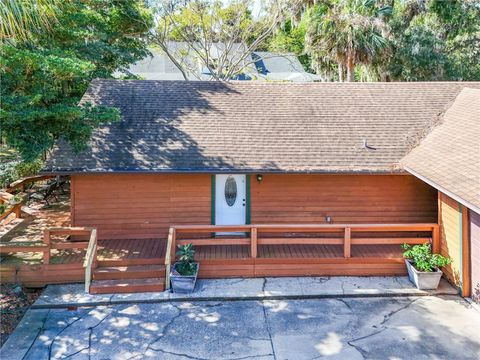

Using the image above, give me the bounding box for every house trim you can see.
[405,166,480,215]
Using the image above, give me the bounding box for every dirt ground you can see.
[0,284,42,347]
[1,180,70,346]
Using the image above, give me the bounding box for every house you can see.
[119,43,321,82]
[401,87,480,303]
[40,80,480,296]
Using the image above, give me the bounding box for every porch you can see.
[1,196,439,293]
[1,224,439,294]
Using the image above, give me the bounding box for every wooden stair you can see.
[90,262,166,294]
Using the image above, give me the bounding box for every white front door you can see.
[215,174,246,226]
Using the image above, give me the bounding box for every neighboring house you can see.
[40,80,480,297]
[120,43,321,82]
[401,87,480,303]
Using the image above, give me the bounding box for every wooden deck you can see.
[194,244,403,260]
[1,222,439,291]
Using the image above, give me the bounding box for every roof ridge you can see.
[92,78,480,86]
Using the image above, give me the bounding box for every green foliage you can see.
[269,0,480,81]
[175,243,197,276]
[10,194,23,205]
[0,202,7,215]
[305,0,392,81]
[1,0,152,161]
[402,243,451,272]
[0,0,61,41]
[269,19,310,70]
[0,147,43,188]
[386,0,480,81]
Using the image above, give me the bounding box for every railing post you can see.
[92,229,98,270]
[14,204,21,219]
[171,228,177,260]
[43,230,50,264]
[432,225,440,254]
[165,227,176,290]
[84,228,98,294]
[251,227,257,258]
[344,227,351,258]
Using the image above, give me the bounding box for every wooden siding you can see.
[438,192,462,287]
[72,174,211,239]
[251,174,437,224]
[471,211,480,303]
[72,174,437,240]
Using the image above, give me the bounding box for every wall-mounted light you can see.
[325,216,332,223]
[256,174,263,183]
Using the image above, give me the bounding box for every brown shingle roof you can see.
[402,87,480,212]
[43,80,480,174]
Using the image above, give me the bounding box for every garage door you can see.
[471,211,480,303]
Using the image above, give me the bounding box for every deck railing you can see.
[5,175,55,193]
[0,227,93,262]
[164,223,439,289]
[0,192,22,222]
[83,228,98,293]
[0,226,97,292]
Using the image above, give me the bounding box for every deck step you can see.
[93,265,165,280]
[97,258,162,267]
[89,278,165,294]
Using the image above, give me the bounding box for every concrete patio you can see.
[2,295,480,359]
[33,276,457,308]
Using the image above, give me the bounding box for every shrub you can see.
[175,243,197,276]
[0,148,43,188]
[402,243,451,272]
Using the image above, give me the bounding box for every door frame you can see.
[211,174,251,225]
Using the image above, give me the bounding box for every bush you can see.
[402,243,451,272]
[0,147,43,188]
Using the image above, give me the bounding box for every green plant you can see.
[175,243,197,276]
[0,203,7,215]
[402,243,451,272]
[10,194,23,205]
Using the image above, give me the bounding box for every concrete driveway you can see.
[2,295,480,360]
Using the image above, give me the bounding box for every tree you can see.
[0,0,61,41]
[148,0,300,81]
[306,0,391,82]
[0,0,153,161]
[268,18,311,71]
[386,0,480,81]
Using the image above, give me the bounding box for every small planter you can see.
[170,262,199,293]
[405,259,443,290]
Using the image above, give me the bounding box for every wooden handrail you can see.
[0,191,22,221]
[48,227,93,236]
[6,175,54,193]
[169,223,439,261]
[165,227,176,289]
[83,228,98,293]
[171,223,438,232]
[0,203,21,222]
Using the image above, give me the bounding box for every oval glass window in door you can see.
[224,176,237,206]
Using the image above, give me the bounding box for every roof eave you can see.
[405,166,480,215]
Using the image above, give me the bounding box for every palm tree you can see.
[0,0,61,41]
[307,0,391,81]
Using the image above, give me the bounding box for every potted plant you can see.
[170,243,199,293]
[402,243,451,290]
